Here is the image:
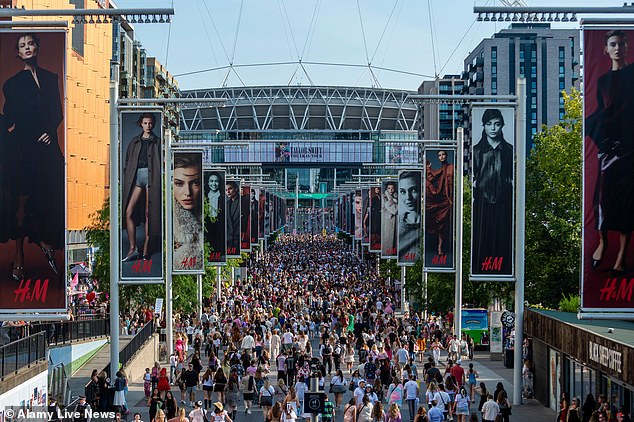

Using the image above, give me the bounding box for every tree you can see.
[525,90,582,308]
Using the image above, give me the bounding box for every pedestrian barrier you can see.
[30,318,110,346]
[0,332,47,380]
[103,320,154,376]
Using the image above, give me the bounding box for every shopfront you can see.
[524,309,634,416]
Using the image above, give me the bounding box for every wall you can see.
[48,338,108,375]
[124,334,159,382]
[0,368,48,408]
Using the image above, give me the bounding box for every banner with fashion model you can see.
[361,188,370,245]
[264,191,270,236]
[120,110,164,281]
[0,31,67,312]
[583,28,634,311]
[381,180,398,258]
[398,170,422,266]
[203,169,226,265]
[225,179,241,257]
[172,151,204,273]
[250,187,260,246]
[348,192,354,236]
[258,189,266,240]
[369,185,382,252]
[354,190,363,240]
[470,106,515,279]
[424,148,456,271]
[240,184,251,252]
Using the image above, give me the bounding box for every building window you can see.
[559,47,565,60]
[491,46,497,60]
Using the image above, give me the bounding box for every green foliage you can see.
[525,90,582,308]
[558,294,580,313]
[85,199,111,294]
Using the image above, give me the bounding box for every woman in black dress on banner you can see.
[2,33,64,280]
[472,108,513,275]
[586,30,634,274]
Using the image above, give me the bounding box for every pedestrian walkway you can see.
[99,346,556,422]
[67,335,135,403]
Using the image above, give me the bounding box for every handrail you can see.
[0,332,47,379]
[30,318,110,346]
[103,320,154,376]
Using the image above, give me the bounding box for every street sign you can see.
[303,392,325,414]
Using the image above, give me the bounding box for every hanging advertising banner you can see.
[381,180,398,258]
[385,144,419,164]
[424,148,456,272]
[0,31,67,313]
[251,187,259,246]
[470,105,515,280]
[240,184,251,252]
[204,169,226,265]
[361,188,370,245]
[225,179,241,258]
[354,190,362,240]
[281,198,287,230]
[398,170,422,266]
[258,189,266,240]
[348,192,354,236]
[172,151,204,273]
[120,110,164,281]
[582,28,634,312]
[369,185,382,252]
[264,191,271,236]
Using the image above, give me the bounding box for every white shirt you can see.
[481,400,500,420]
[403,380,418,400]
[433,391,450,412]
[354,386,366,406]
[241,335,255,350]
[283,332,294,344]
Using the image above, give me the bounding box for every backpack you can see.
[365,362,377,379]
[389,386,402,403]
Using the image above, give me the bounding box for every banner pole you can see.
[109,61,120,381]
[455,128,464,340]
[513,77,527,406]
[165,130,174,357]
[197,273,203,319]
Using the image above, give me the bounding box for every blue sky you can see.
[115,0,621,91]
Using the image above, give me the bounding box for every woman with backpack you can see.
[386,376,404,408]
[240,372,257,414]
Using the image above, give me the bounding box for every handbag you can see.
[348,381,355,391]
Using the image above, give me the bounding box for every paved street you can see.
[101,347,556,422]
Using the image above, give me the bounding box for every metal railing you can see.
[104,320,154,375]
[48,358,72,405]
[0,332,47,379]
[30,318,110,346]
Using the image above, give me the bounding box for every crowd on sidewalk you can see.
[106,234,518,422]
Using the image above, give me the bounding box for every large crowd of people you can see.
[116,233,518,422]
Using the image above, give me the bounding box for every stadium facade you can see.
[178,86,420,194]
